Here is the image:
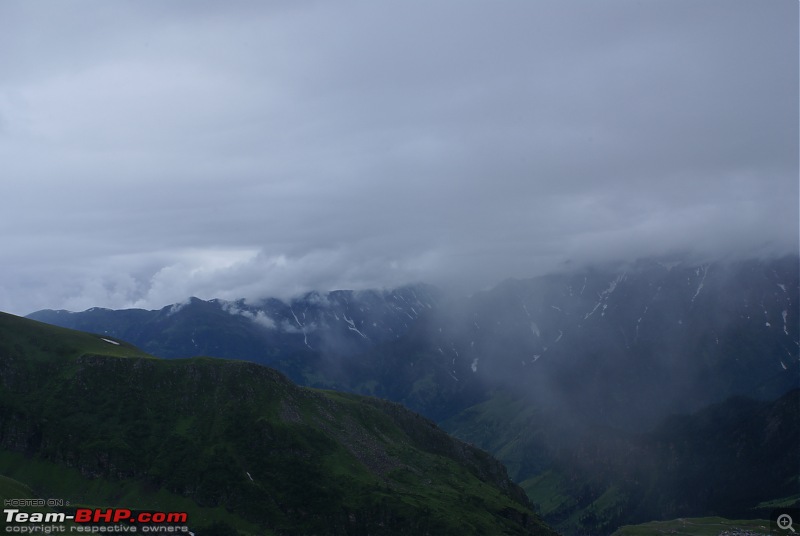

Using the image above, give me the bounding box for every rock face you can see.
[0,312,555,536]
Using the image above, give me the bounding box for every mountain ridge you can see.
[0,311,555,535]
[28,284,441,386]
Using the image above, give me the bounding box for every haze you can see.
[1,0,797,315]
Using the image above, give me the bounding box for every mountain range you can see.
[29,285,441,388]
[27,254,800,534]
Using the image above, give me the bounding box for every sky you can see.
[1,0,797,315]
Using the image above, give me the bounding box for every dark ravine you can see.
[0,312,556,535]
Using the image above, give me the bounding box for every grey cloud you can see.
[0,0,796,315]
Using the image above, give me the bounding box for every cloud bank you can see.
[0,0,797,315]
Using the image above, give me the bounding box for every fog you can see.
[1,0,797,315]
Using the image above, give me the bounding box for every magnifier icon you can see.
[778,514,796,532]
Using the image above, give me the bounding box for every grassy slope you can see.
[0,312,555,535]
[443,389,799,535]
[611,517,772,536]
[444,393,631,534]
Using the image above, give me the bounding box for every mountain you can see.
[0,312,555,535]
[31,257,798,425]
[369,255,799,426]
[27,254,800,534]
[29,284,439,386]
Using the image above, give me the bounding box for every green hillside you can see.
[611,516,771,536]
[0,312,555,535]
[443,389,799,535]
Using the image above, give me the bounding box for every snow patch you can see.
[100,338,120,346]
[602,273,625,297]
[290,308,303,328]
[343,315,368,339]
[530,322,540,337]
[290,307,313,349]
[471,358,479,372]
[691,265,708,303]
[584,301,602,320]
[586,274,625,320]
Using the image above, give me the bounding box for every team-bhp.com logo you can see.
[72,509,187,525]
[4,507,191,533]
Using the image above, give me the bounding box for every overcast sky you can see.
[1,0,797,315]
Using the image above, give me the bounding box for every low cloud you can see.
[1,1,796,315]
[221,301,277,330]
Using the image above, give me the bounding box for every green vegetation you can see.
[0,312,150,361]
[0,312,555,535]
[0,474,35,501]
[0,451,259,533]
[755,494,800,509]
[444,388,799,535]
[521,471,573,516]
[0,474,46,532]
[611,516,772,536]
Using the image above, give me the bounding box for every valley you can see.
[20,255,800,534]
[4,1,795,534]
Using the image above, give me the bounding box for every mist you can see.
[1,0,797,316]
